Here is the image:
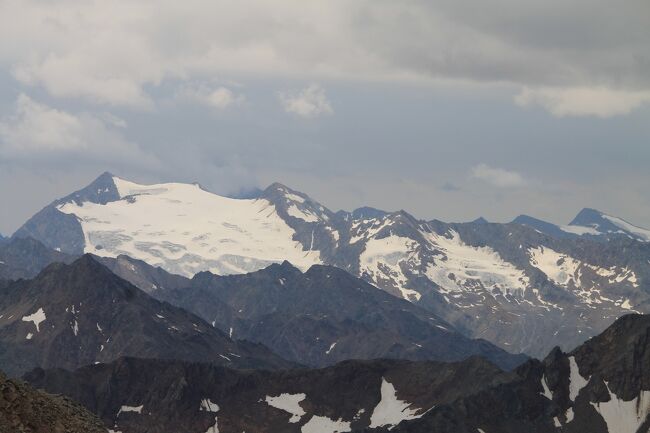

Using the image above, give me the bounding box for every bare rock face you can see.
[0,369,106,433]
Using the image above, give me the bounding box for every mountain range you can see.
[0,255,293,376]
[11,172,649,358]
[23,312,650,433]
[2,171,650,432]
[153,260,526,369]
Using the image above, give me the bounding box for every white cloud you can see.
[279,84,333,118]
[515,86,650,118]
[0,94,157,166]
[470,164,526,188]
[176,84,244,109]
[1,0,646,114]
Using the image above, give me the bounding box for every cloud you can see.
[514,86,650,117]
[470,164,526,188]
[279,84,333,118]
[0,94,158,167]
[441,182,461,192]
[1,0,646,114]
[176,83,245,109]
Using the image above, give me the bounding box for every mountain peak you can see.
[37,253,127,291]
[263,181,296,194]
[351,206,388,220]
[569,208,606,226]
[568,208,650,241]
[263,260,303,276]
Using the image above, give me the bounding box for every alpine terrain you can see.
[0,254,294,376]
[23,312,650,433]
[14,173,650,358]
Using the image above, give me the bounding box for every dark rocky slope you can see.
[25,356,509,433]
[25,313,650,433]
[0,369,106,433]
[0,236,74,281]
[155,261,527,370]
[0,255,292,376]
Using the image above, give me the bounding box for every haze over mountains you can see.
[12,172,649,358]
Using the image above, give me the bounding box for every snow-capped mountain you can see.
[13,173,650,358]
[568,208,650,241]
[514,208,650,242]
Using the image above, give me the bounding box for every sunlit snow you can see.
[568,356,589,402]
[528,246,582,287]
[591,382,650,433]
[21,307,46,332]
[301,415,351,433]
[57,177,322,277]
[265,393,306,423]
[117,405,143,416]
[369,378,423,428]
[602,215,650,242]
[424,230,528,296]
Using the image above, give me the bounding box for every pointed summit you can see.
[351,206,388,220]
[568,208,610,229]
[569,208,650,241]
[512,214,573,238]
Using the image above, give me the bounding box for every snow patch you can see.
[369,378,423,428]
[602,215,650,242]
[590,383,650,433]
[540,375,553,400]
[568,356,589,402]
[301,415,351,433]
[72,319,79,336]
[265,393,306,423]
[287,204,320,222]
[200,398,219,413]
[117,405,143,416]
[22,308,46,332]
[205,415,219,433]
[424,230,528,296]
[560,225,600,236]
[528,246,581,287]
[284,192,305,203]
[360,235,421,301]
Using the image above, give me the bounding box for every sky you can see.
[0,0,649,235]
